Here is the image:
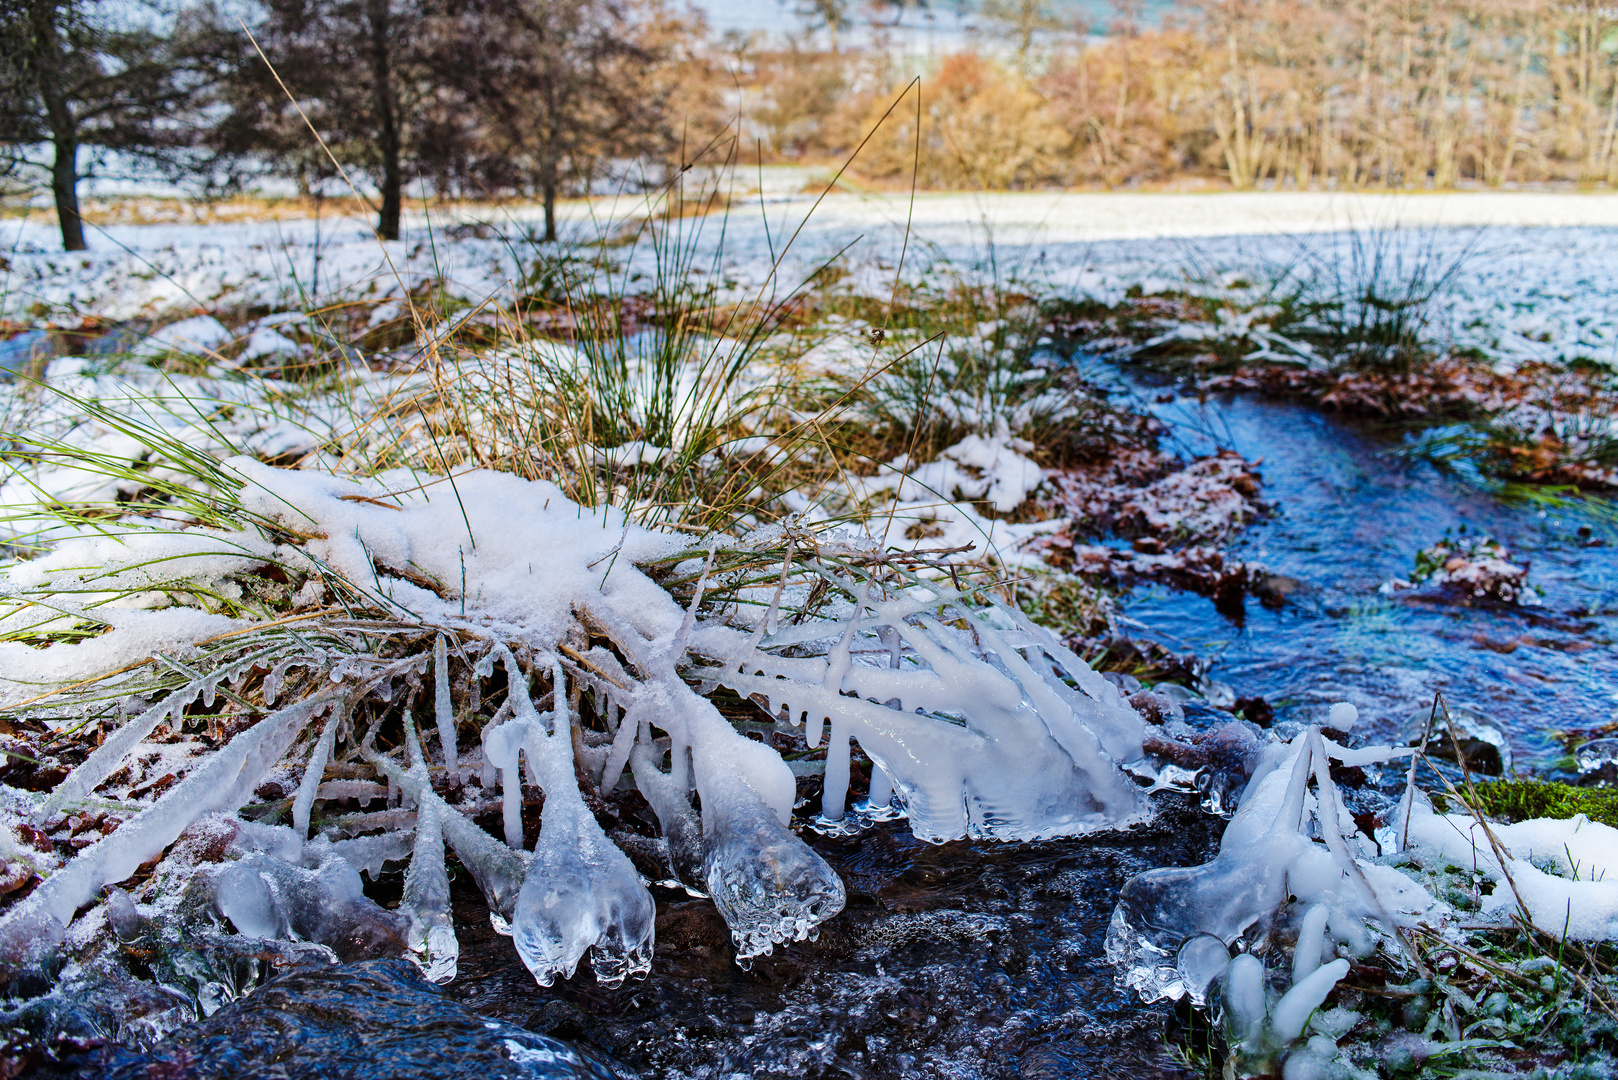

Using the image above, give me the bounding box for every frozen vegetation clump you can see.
[3,438,1610,1073]
[4,204,1617,1076]
[1107,724,1434,1007]
[1106,706,1618,1077]
[0,450,1159,1040]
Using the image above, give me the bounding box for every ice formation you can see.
[1107,727,1435,1005]
[486,647,655,987]
[0,459,1153,1006]
[1105,710,1618,1076]
[692,577,1148,843]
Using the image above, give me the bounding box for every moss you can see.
[1449,779,1618,828]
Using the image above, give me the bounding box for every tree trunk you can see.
[28,0,86,251]
[540,78,558,242]
[542,160,557,242]
[367,0,402,241]
[50,132,85,252]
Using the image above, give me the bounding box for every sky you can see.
[692,0,1181,43]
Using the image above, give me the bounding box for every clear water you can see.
[0,330,48,376]
[1088,356,1618,771]
[0,325,140,378]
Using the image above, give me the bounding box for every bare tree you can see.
[0,0,221,251]
[980,0,1065,75]
[216,0,439,240]
[436,0,690,241]
[794,0,852,52]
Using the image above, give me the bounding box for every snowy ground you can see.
[5,190,1618,372]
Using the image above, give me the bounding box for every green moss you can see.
[1451,779,1618,828]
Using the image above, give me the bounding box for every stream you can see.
[28,361,1618,1080]
[1090,358,1618,773]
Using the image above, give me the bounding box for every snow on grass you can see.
[6,192,1618,372]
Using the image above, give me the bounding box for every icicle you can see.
[101,888,146,943]
[434,635,458,780]
[1223,954,1268,1047]
[598,698,645,795]
[821,720,852,821]
[492,647,655,988]
[669,735,692,795]
[480,698,514,791]
[313,831,414,878]
[809,573,860,793]
[734,539,796,673]
[372,752,526,927]
[1270,958,1350,1044]
[877,624,901,669]
[676,681,842,957]
[580,599,839,959]
[41,685,196,819]
[1109,735,1316,970]
[484,721,527,850]
[630,743,706,892]
[1106,728,1435,1005]
[41,645,291,820]
[521,742,540,792]
[215,862,284,940]
[2,691,339,939]
[1308,741,1414,958]
[701,774,847,961]
[671,544,718,656]
[866,764,893,808]
[402,799,458,982]
[291,709,340,840]
[220,850,411,962]
[714,660,1144,843]
[765,541,794,637]
[1292,904,1330,984]
[972,616,1143,817]
[263,659,289,705]
[821,578,868,698]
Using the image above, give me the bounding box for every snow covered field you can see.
[6,190,1618,371]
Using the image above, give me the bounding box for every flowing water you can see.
[1087,358,1618,772]
[26,362,1618,1080]
[0,326,139,378]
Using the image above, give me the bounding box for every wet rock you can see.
[1403,704,1513,776]
[36,959,630,1079]
[1382,535,1540,606]
[1426,735,1506,776]
[1232,697,1275,727]
[1576,738,1618,786]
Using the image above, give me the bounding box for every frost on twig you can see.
[692,572,1148,843]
